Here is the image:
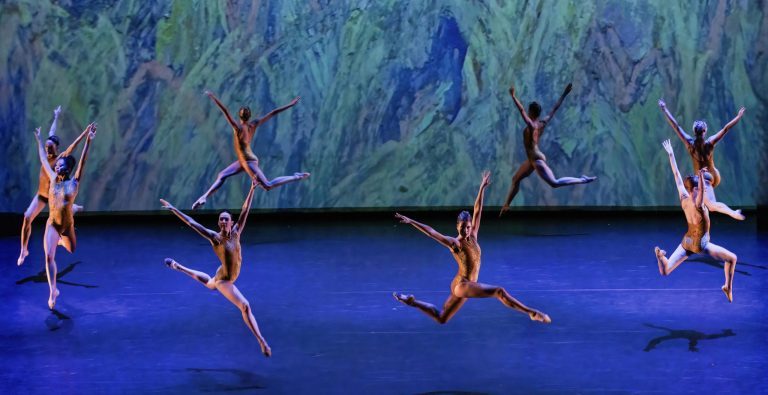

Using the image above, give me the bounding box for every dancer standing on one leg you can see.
[658,99,745,220]
[192,91,310,209]
[18,106,89,266]
[654,140,737,302]
[393,171,551,324]
[33,123,96,309]
[162,181,271,357]
[500,83,596,216]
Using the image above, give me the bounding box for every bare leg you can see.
[452,280,551,323]
[43,223,61,309]
[247,161,310,191]
[500,161,534,217]
[164,258,216,290]
[216,281,271,357]
[702,185,744,220]
[654,245,689,276]
[533,159,596,188]
[393,293,466,324]
[18,196,46,266]
[703,243,738,302]
[192,161,244,209]
[58,225,77,253]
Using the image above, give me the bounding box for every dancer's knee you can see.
[239,300,251,314]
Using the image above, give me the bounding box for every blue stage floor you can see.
[1,214,767,394]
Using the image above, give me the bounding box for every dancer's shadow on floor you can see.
[418,391,491,395]
[687,256,768,277]
[185,368,265,392]
[16,261,99,288]
[643,323,735,352]
[45,308,73,332]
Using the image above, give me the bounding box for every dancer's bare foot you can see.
[581,175,597,183]
[393,292,415,306]
[499,205,510,218]
[73,204,84,213]
[721,285,733,303]
[17,249,28,266]
[295,172,310,180]
[260,342,272,357]
[48,288,60,310]
[164,258,179,270]
[655,247,667,276]
[529,309,551,324]
[733,209,745,221]
[191,197,206,210]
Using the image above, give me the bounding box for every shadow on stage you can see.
[642,323,735,352]
[15,261,99,288]
[184,368,265,392]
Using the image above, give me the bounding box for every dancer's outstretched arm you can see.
[509,85,534,127]
[543,83,572,123]
[658,99,692,145]
[395,213,458,249]
[695,168,706,209]
[253,96,300,127]
[708,107,745,145]
[48,105,61,137]
[60,123,92,157]
[662,139,688,200]
[34,127,55,181]
[235,181,257,233]
[160,199,218,242]
[205,90,239,130]
[471,171,491,239]
[74,124,96,183]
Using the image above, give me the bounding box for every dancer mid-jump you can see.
[18,106,89,266]
[192,91,310,209]
[658,99,745,220]
[162,181,271,357]
[33,123,96,309]
[654,140,737,302]
[393,171,551,324]
[500,83,596,216]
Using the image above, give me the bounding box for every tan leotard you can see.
[213,231,242,282]
[234,128,258,163]
[686,138,720,187]
[47,179,77,234]
[681,207,710,254]
[523,125,547,162]
[450,236,481,294]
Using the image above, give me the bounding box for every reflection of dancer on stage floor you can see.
[162,181,271,357]
[192,91,309,209]
[654,140,737,302]
[33,123,96,309]
[500,83,596,216]
[18,106,89,266]
[394,171,551,324]
[658,99,745,220]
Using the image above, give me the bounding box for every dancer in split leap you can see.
[654,140,737,302]
[393,171,551,324]
[162,181,271,357]
[658,99,745,220]
[18,106,89,266]
[500,83,596,216]
[192,91,309,209]
[33,123,96,308]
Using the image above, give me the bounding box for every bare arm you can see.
[34,127,55,180]
[205,91,239,130]
[235,181,257,233]
[695,168,706,208]
[395,213,457,249]
[543,83,572,123]
[60,123,92,157]
[252,96,300,127]
[658,99,692,145]
[471,171,491,238]
[662,139,688,200]
[48,105,61,137]
[160,199,218,242]
[708,107,745,145]
[509,85,534,127]
[73,125,95,182]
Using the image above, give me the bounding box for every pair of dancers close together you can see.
[18,83,745,358]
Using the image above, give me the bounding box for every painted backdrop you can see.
[1,0,766,211]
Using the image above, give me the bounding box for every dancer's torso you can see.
[686,139,719,187]
[47,179,77,230]
[523,125,546,162]
[451,236,481,282]
[37,155,60,198]
[233,125,258,162]
[213,231,242,281]
[681,200,710,253]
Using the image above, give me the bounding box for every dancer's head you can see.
[218,210,233,233]
[528,102,542,119]
[238,106,251,122]
[456,210,472,237]
[693,120,707,138]
[683,175,697,192]
[46,135,60,156]
[54,155,75,179]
